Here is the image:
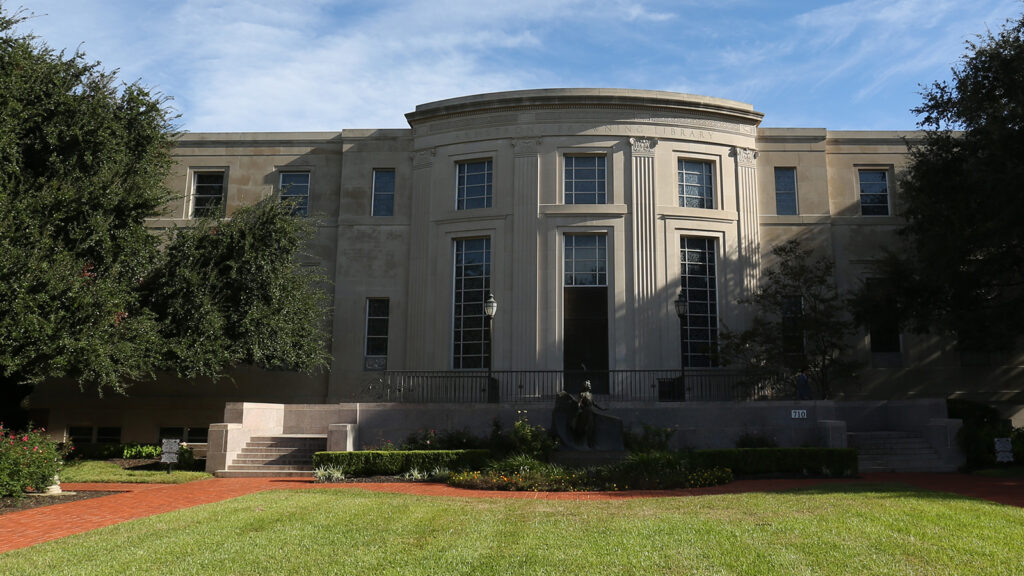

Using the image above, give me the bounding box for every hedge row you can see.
[313,450,490,476]
[690,448,858,477]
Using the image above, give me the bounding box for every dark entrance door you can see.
[563,286,609,393]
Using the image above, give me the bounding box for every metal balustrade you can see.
[361,369,784,403]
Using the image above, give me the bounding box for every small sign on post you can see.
[994,437,1014,464]
[161,438,180,474]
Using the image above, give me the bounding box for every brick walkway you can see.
[1,473,1020,554]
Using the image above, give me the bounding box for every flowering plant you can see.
[0,424,67,497]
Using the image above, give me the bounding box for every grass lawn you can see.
[1,484,1022,575]
[60,460,212,484]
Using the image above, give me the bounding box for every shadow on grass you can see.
[781,482,985,503]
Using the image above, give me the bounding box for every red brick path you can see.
[1,473,1020,554]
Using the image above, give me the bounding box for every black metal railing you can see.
[361,369,782,403]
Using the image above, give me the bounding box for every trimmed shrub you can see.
[313,449,489,477]
[690,448,858,477]
[402,428,486,450]
[0,426,65,497]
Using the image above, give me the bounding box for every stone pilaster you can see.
[731,146,760,295]
[510,139,541,369]
[628,137,659,367]
[405,148,435,368]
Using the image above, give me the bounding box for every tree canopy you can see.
[859,13,1024,351]
[0,8,330,425]
[720,240,854,399]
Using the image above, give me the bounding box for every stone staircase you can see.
[848,431,958,473]
[217,434,326,478]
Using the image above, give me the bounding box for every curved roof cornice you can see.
[405,88,764,127]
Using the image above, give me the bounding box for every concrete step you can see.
[215,469,314,478]
[232,458,315,466]
[227,464,313,471]
[238,447,321,455]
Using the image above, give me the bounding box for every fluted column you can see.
[732,146,760,295]
[511,138,541,369]
[629,137,659,368]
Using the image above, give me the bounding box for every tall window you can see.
[453,238,491,369]
[867,278,900,352]
[372,169,395,216]
[279,172,310,216]
[678,160,714,208]
[564,155,606,204]
[774,167,798,215]
[781,295,805,367]
[680,237,718,367]
[364,298,390,370]
[456,160,492,210]
[563,234,607,286]
[859,170,890,216]
[191,171,225,218]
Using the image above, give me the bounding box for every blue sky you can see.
[13,0,1023,132]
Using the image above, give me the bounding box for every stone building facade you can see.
[29,89,1022,446]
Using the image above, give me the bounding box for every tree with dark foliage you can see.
[854,14,1024,353]
[0,7,330,427]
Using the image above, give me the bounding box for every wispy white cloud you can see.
[12,0,1024,131]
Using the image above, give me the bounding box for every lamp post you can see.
[484,291,498,403]
[673,288,688,401]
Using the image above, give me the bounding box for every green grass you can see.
[2,484,1022,575]
[59,460,212,484]
[974,465,1024,478]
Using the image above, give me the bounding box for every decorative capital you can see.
[513,138,542,156]
[412,148,436,168]
[630,137,658,157]
[731,146,758,166]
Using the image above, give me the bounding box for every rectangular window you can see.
[364,298,390,370]
[781,295,805,367]
[453,238,491,368]
[680,237,718,367]
[67,426,94,444]
[859,170,890,216]
[678,160,714,209]
[95,426,121,443]
[774,167,798,215]
[191,171,226,218]
[371,169,395,216]
[564,155,606,204]
[187,427,209,443]
[456,160,493,210]
[279,172,310,216]
[563,234,607,286]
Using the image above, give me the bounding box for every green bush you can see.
[449,453,733,492]
[402,428,486,450]
[68,443,122,460]
[948,398,1013,469]
[0,426,65,497]
[312,450,489,477]
[122,444,162,459]
[488,412,558,461]
[690,448,858,477]
[611,451,686,489]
